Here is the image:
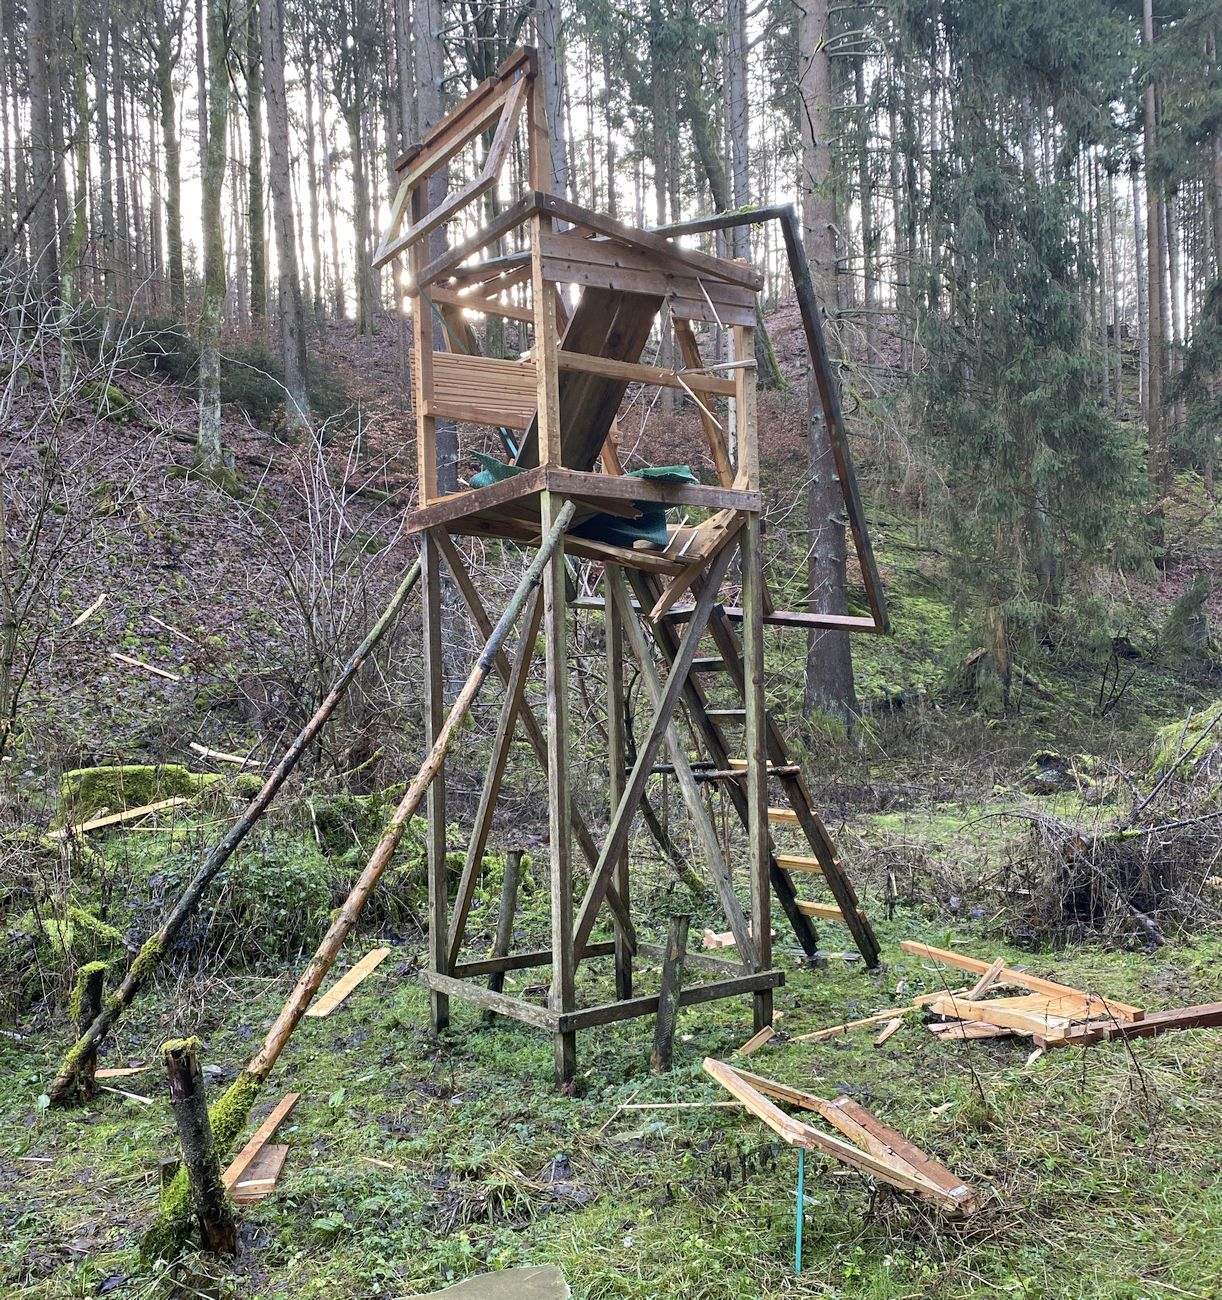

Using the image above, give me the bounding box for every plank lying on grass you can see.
[1036,1000,1222,1048]
[304,947,392,1018]
[221,1093,299,1192]
[705,1059,976,1214]
[47,797,191,840]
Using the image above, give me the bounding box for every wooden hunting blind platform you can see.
[379,49,890,1083]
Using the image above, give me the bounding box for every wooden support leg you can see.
[650,913,690,1073]
[161,1039,237,1256]
[423,532,449,1033]
[485,848,523,1022]
[542,490,576,1085]
[741,515,773,1031]
[605,566,632,1001]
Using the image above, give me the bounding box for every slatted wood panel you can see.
[428,353,539,430]
[539,232,757,327]
[515,287,664,470]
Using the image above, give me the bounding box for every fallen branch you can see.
[46,556,422,1106]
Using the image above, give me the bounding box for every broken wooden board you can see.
[1036,1000,1222,1049]
[704,1059,977,1215]
[791,1004,920,1043]
[928,1021,1016,1041]
[734,1025,777,1058]
[47,796,192,840]
[222,1092,300,1192]
[305,947,392,1018]
[900,940,1143,1022]
[230,1142,289,1204]
[926,994,1076,1038]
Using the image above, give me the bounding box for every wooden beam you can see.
[412,193,541,293]
[556,350,735,396]
[558,969,783,1033]
[445,591,543,967]
[604,560,759,967]
[221,1092,300,1191]
[538,194,764,291]
[650,914,690,1072]
[673,319,734,486]
[1037,1001,1222,1049]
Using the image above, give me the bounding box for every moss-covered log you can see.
[67,961,107,1102]
[46,557,422,1106]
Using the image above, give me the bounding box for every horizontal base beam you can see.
[453,940,616,978]
[417,966,784,1035]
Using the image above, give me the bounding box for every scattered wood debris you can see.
[96,1065,150,1079]
[70,593,107,628]
[702,926,775,951]
[110,651,182,682]
[703,1058,977,1215]
[305,947,392,1018]
[874,1018,903,1047]
[734,1024,777,1057]
[222,1092,299,1201]
[791,1004,920,1043]
[189,741,257,767]
[1035,999,1222,1049]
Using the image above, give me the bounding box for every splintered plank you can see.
[791,1005,920,1043]
[1037,1000,1222,1049]
[305,947,392,1019]
[929,1021,1016,1041]
[48,797,191,840]
[222,1093,300,1191]
[515,287,664,471]
[734,1025,777,1058]
[230,1143,289,1204]
[927,994,1072,1037]
[706,1061,975,1213]
[900,941,1143,1022]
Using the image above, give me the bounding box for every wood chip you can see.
[873,1018,903,1047]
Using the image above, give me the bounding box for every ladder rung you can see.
[690,657,727,673]
[706,708,746,720]
[775,854,823,874]
[795,900,862,922]
[728,758,801,775]
[768,806,800,825]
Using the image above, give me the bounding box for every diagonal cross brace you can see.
[432,532,636,956]
[608,567,760,969]
[573,542,738,959]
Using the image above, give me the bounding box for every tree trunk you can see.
[58,0,88,388]
[260,0,310,431]
[344,103,376,336]
[26,0,57,300]
[1133,159,1149,420]
[1143,0,1167,505]
[854,55,876,353]
[247,4,266,327]
[799,0,856,723]
[197,0,230,476]
[157,16,186,318]
[300,25,324,324]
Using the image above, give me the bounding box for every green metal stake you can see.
[795,1146,805,1273]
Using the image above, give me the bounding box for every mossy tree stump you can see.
[160,1039,237,1256]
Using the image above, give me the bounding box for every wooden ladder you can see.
[627,570,880,967]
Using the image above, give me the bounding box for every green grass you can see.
[3,900,1221,1298]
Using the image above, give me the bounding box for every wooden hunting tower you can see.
[375,49,889,1083]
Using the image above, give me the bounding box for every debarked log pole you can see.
[160,1039,237,1256]
[147,503,576,1253]
[47,557,422,1106]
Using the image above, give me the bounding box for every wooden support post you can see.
[69,962,106,1102]
[543,491,575,1084]
[732,325,758,490]
[650,914,691,1073]
[423,531,449,1034]
[606,567,632,1001]
[411,185,438,504]
[485,848,523,1021]
[741,512,772,1031]
[161,1039,236,1256]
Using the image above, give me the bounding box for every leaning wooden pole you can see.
[47,556,422,1106]
[148,504,576,1252]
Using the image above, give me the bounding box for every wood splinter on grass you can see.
[304,947,392,1018]
[874,1018,903,1047]
[735,1024,777,1057]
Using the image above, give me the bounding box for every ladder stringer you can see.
[625,569,822,960]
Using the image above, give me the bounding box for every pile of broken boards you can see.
[700,939,1222,1221]
[902,940,1222,1048]
[704,1059,977,1216]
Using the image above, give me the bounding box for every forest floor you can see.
[1,305,1221,1298]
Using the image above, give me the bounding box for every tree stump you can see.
[69,962,107,1102]
[161,1038,237,1255]
[650,914,691,1073]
